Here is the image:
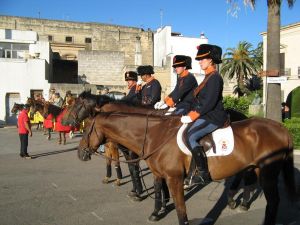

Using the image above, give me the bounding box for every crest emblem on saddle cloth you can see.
[177,124,234,157]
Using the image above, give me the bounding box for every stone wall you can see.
[0,15,153,65]
[78,50,125,86]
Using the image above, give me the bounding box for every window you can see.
[0,42,29,59]
[85,37,92,44]
[48,35,53,42]
[65,36,73,43]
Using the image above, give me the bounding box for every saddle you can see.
[177,121,234,157]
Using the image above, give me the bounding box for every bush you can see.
[223,96,251,115]
[283,118,300,149]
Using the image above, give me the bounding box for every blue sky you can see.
[1,0,300,51]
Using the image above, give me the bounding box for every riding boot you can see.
[184,157,196,189]
[190,146,211,185]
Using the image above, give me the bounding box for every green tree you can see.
[227,0,295,121]
[221,41,262,97]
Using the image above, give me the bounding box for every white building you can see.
[0,29,51,125]
[261,22,300,107]
[154,26,208,90]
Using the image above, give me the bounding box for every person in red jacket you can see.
[18,104,32,159]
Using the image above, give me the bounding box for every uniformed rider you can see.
[181,44,228,186]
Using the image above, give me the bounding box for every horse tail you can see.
[281,133,297,200]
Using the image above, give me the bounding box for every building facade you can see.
[261,22,300,116]
[0,29,51,124]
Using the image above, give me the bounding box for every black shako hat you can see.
[124,71,138,81]
[137,65,155,76]
[195,44,222,64]
[172,55,192,69]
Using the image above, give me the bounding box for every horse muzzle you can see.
[78,147,92,161]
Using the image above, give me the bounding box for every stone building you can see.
[0,15,154,92]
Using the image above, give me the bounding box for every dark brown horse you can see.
[77,109,296,225]
[11,103,25,114]
[62,91,170,203]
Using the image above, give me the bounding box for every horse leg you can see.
[227,171,244,209]
[63,132,66,145]
[113,147,122,186]
[260,164,280,225]
[58,132,62,144]
[240,169,257,211]
[162,179,170,209]
[103,149,112,184]
[166,177,189,225]
[149,176,164,221]
[47,128,51,140]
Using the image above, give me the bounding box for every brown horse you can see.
[77,109,296,225]
[62,91,170,204]
[11,103,25,114]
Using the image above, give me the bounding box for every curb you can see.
[294,150,300,156]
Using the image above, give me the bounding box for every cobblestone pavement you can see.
[0,126,300,225]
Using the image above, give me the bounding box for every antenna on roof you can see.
[160,9,163,28]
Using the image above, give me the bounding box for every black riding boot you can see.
[190,146,211,185]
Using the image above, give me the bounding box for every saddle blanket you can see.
[177,124,234,157]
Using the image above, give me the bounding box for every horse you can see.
[11,103,25,114]
[75,107,296,225]
[29,100,71,144]
[62,91,170,204]
[63,91,259,207]
[26,98,44,130]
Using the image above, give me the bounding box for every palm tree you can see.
[221,41,262,97]
[227,0,295,121]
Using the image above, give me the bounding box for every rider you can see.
[181,44,228,186]
[155,55,198,115]
[122,71,139,102]
[119,70,145,201]
[136,65,161,106]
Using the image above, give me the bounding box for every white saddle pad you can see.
[177,124,234,157]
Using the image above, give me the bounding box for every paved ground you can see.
[0,126,300,225]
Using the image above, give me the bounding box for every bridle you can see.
[69,98,90,126]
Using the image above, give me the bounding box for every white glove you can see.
[181,116,193,124]
[136,80,143,86]
[168,107,176,112]
[154,101,164,109]
[158,103,168,110]
[164,107,176,116]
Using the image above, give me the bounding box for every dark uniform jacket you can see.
[122,84,138,103]
[138,79,161,106]
[191,71,228,127]
[167,72,198,109]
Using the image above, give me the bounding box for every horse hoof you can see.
[102,177,109,184]
[132,195,143,202]
[114,179,121,186]
[239,203,249,211]
[227,199,237,209]
[148,213,160,222]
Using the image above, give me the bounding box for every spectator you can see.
[18,104,32,159]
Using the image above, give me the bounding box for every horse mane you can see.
[47,103,63,117]
[78,90,152,109]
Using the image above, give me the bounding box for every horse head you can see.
[77,117,105,161]
[62,90,113,127]
[11,103,24,114]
